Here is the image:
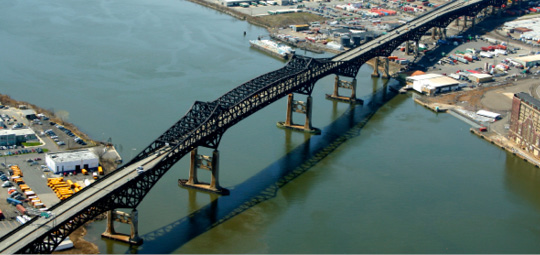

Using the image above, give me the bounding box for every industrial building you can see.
[467,73,493,84]
[290,24,309,32]
[221,0,252,6]
[509,92,540,158]
[0,129,38,146]
[45,150,99,174]
[20,109,37,120]
[406,73,460,96]
[512,55,540,68]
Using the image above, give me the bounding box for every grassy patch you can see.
[22,142,42,147]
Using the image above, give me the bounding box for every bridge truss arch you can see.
[2,0,508,253]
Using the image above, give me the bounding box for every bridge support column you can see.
[371,57,380,77]
[414,40,419,57]
[442,28,447,40]
[277,94,320,134]
[179,149,229,195]
[101,209,143,245]
[405,41,410,55]
[381,57,390,79]
[463,16,467,28]
[471,16,475,28]
[455,18,459,27]
[431,27,436,40]
[325,75,363,104]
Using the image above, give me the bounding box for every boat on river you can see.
[249,39,295,60]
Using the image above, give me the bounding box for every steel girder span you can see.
[0,0,508,252]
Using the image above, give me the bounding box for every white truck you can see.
[479,51,494,58]
[494,49,507,55]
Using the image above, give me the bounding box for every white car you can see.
[137,166,144,174]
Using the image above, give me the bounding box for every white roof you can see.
[424,76,459,87]
[514,55,540,62]
[406,73,443,81]
[46,150,98,163]
[476,110,500,119]
[0,129,36,136]
[468,73,492,79]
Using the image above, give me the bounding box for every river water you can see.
[2,0,540,253]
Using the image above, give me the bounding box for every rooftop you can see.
[406,73,442,81]
[516,92,540,110]
[514,55,540,62]
[0,129,36,136]
[424,76,459,88]
[468,73,492,78]
[46,150,98,163]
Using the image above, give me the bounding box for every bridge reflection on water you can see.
[128,79,400,254]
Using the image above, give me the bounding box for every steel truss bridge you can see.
[0,0,506,252]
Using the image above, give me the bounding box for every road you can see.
[0,146,170,253]
[332,0,469,62]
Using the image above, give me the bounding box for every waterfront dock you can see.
[469,127,540,168]
[414,98,447,113]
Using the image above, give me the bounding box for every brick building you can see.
[509,92,540,158]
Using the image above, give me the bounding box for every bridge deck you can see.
[0,146,170,253]
[332,0,468,62]
[0,0,503,252]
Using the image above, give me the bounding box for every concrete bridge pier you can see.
[325,75,363,104]
[277,93,320,134]
[442,28,447,40]
[455,17,459,27]
[405,41,410,55]
[431,27,437,40]
[179,148,228,195]
[371,57,380,77]
[101,209,143,245]
[381,57,390,79]
[414,40,419,57]
[463,16,467,28]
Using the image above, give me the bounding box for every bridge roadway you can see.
[0,0,500,252]
[332,0,472,62]
[0,146,170,253]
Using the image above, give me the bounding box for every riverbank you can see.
[415,77,540,168]
[0,94,108,254]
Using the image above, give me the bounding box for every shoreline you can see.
[0,94,103,254]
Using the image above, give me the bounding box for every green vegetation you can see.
[22,142,42,147]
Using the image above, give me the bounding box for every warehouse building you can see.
[221,0,251,6]
[467,73,493,84]
[406,73,460,96]
[0,129,38,146]
[509,92,540,158]
[21,109,37,120]
[45,149,99,174]
[512,55,540,68]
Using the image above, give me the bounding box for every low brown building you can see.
[509,92,540,157]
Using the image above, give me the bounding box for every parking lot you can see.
[0,106,103,235]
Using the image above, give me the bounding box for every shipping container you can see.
[16,204,27,215]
